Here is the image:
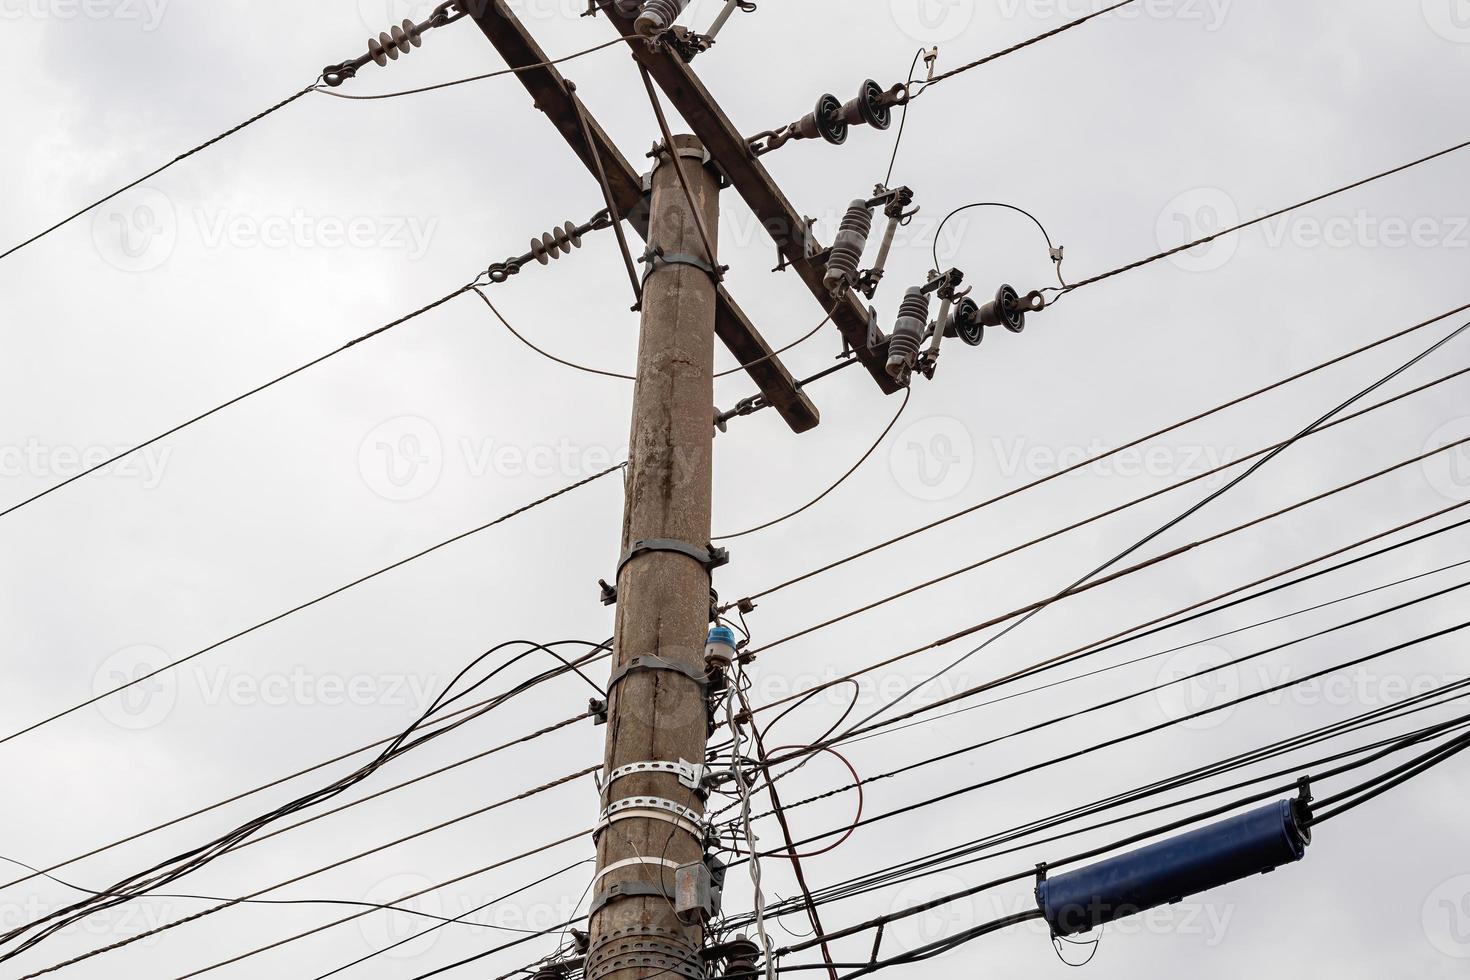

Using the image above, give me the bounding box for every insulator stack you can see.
[722,936,762,977]
[529,222,583,265]
[823,200,874,296]
[837,79,893,131]
[636,0,690,36]
[368,20,423,66]
[887,287,930,382]
[976,284,1030,334]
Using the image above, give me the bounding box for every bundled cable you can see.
[0,638,606,965]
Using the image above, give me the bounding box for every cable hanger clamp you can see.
[606,654,710,691]
[604,759,710,794]
[600,538,729,605]
[639,245,727,286]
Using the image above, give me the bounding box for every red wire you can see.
[762,744,864,860]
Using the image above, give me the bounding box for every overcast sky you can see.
[3,1,1470,978]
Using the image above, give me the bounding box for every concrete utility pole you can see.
[585,134,721,980]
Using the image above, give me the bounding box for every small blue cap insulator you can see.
[705,626,738,667]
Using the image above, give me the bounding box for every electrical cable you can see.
[713,388,910,540]
[5,640,606,967]
[0,463,625,747]
[726,301,1470,609]
[753,361,1469,652]
[918,0,1138,91]
[474,286,635,379]
[883,49,926,188]
[0,284,475,521]
[742,496,1470,792]
[741,574,1470,825]
[747,715,1470,944]
[932,202,1067,288]
[313,37,631,100]
[833,318,1470,736]
[308,859,595,979]
[1049,137,1470,299]
[0,705,591,895]
[717,309,836,380]
[0,853,558,935]
[746,618,1470,860]
[746,435,1470,740]
[837,547,1470,752]
[1,84,317,262]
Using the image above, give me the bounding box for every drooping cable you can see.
[8,640,606,971]
[1049,138,1470,299]
[1,84,317,262]
[726,301,1470,609]
[714,388,910,540]
[837,318,1470,735]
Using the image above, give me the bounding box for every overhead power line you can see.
[8,640,606,972]
[0,84,315,263]
[0,463,625,747]
[1048,137,1470,299]
[727,302,1470,609]
[754,361,1468,652]
[743,575,1470,826]
[3,206,616,522]
[0,705,591,895]
[834,318,1470,737]
[750,619,1470,860]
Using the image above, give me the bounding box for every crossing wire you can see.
[725,301,1470,609]
[753,362,1469,652]
[0,462,626,747]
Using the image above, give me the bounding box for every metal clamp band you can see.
[587,924,699,960]
[592,856,684,888]
[604,759,709,794]
[621,538,728,579]
[588,880,680,918]
[600,538,729,606]
[587,952,705,980]
[640,245,726,285]
[594,807,706,844]
[606,654,709,691]
[601,795,703,825]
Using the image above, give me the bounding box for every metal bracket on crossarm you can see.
[600,538,729,605]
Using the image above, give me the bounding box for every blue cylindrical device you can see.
[705,626,739,669]
[1037,800,1310,937]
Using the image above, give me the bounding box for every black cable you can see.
[883,50,925,188]
[746,618,1470,859]
[841,318,1470,735]
[309,860,593,979]
[728,302,1470,608]
[741,573,1470,824]
[474,287,634,380]
[1051,136,1470,298]
[1,84,317,262]
[0,284,475,521]
[0,463,624,747]
[5,639,606,967]
[314,37,630,100]
[931,202,1066,287]
[713,388,910,540]
[748,717,1470,940]
[1312,729,1470,824]
[0,853,561,935]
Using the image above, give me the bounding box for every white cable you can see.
[728,667,775,980]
